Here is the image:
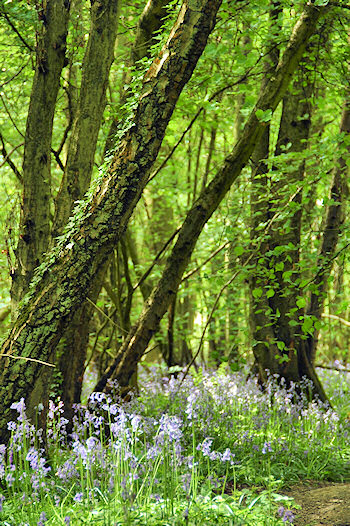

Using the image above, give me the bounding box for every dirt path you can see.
[284,482,350,526]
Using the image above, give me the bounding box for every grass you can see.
[0,364,349,525]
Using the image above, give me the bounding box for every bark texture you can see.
[0,0,223,443]
[11,0,70,310]
[50,0,120,421]
[104,0,169,155]
[55,0,168,417]
[52,0,121,238]
[93,3,329,393]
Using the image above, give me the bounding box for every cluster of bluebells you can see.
[0,367,348,524]
[278,506,295,523]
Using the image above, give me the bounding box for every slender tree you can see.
[11,0,70,310]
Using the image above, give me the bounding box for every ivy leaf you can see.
[234,246,245,256]
[277,341,286,351]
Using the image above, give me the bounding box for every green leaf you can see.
[266,289,275,298]
[253,287,263,299]
[234,246,244,256]
[256,108,273,123]
[277,340,285,351]
[296,297,306,309]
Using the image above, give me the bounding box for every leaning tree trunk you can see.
[92,3,329,393]
[53,0,169,419]
[0,0,223,444]
[11,0,70,310]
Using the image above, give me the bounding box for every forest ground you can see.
[283,482,350,526]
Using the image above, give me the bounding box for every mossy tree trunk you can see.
[0,0,223,444]
[53,0,169,420]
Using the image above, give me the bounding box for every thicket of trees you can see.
[0,0,349,442]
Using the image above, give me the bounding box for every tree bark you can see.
[54,0,169,417]
[104,0,169,155]
[93,3,329,393]
[0,0,223,443]
[48,0,121,422]
[11,0,70,310]
[305,100,350,362]
[52,0,121,239]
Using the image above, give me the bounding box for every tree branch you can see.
[0,132,23,183]
[0,8,34,52]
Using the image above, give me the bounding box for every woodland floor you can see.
[283,482,350,526]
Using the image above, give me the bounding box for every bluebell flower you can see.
[262,441,272,454]
[73,492,83,502]
[196,438,213,457]
[37,511,47,525]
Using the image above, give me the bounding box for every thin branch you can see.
[0,354,55,367]
[132,226,182,294]
[85,296,128,333]
[181,241,230,282]
[315,363,350,373]
[321,312,350,327]
[0,93,25,138]
[0,9,34,52]
[51,147,65,172]
[0,132,23,183]
[0,60,30,88]
[86,306,118,372]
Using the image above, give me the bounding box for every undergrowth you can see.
[0,365,349,525]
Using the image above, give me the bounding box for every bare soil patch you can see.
[284,482,350,526]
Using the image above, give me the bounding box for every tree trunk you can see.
[92,3,329,393]
[52,0,121,238]
[250,61,350,402]
[104,0,169,155]
[305,100,350,362]
[11,0,70,310]
[0,0,223,443]
[48,0,121,421]
[54,0,169,417]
